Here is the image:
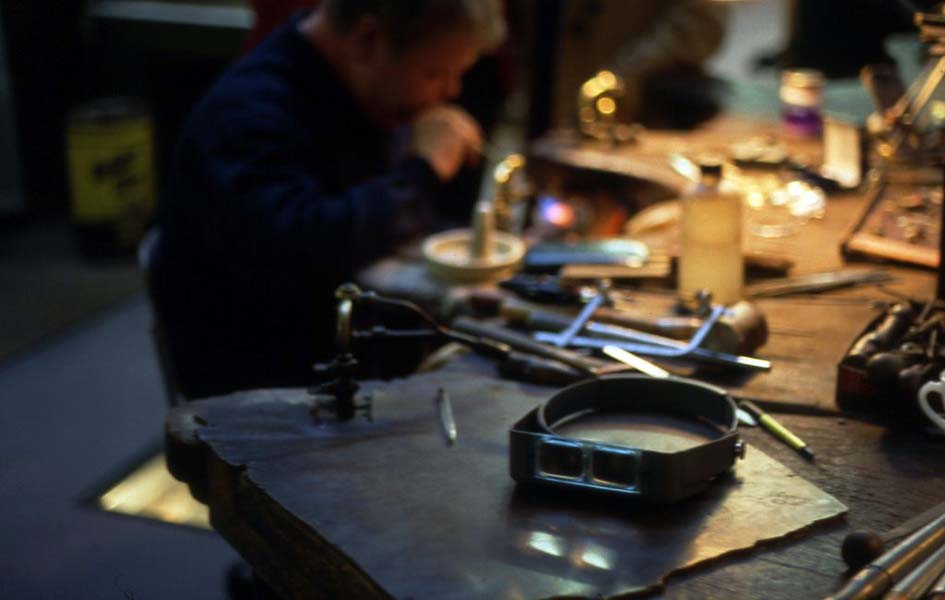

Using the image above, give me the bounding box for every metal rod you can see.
[884,542,945,600]
[534,333,771,371]
[451,317,602,375]
[602,345,670,378]
[548,291,606,347]
[926,562,945,598]
[535,305,725,356]
[826,509,945,600]
[435,388,457,447]
[545,280,611,348]
[939,163,945,300]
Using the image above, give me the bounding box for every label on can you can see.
[66,98,156,246]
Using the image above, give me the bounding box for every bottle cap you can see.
[781,69,823,90]
[696,153,724,177]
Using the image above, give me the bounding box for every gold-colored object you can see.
[334,283,360,355]
[491,153,526,232]
[98,452,209,530]
[423,152,528,283]
[577,70,641,143]
[868,17,945,167]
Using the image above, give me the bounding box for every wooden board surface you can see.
[167,364,850,599]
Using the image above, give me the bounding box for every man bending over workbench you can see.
[151,0,506,398]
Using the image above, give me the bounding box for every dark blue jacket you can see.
[154,14,441,398]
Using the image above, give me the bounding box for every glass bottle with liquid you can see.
[677,160,743,306]
[780,69,823,138]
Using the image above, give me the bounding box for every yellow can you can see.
[66,98,156,255]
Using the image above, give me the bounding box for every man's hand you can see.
[409,105,483,182]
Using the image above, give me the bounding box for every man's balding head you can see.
[306,0,504,127]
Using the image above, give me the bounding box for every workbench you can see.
[166,116,945,599]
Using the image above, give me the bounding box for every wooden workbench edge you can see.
[205,452,393,600]
[164,399,393,599]
[165,403,212,503]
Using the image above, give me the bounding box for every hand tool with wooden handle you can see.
[501,297,768,354]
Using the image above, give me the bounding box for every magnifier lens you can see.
[591,449,638,488]
[537,440,583,479]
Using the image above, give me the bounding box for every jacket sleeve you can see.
[175,110,441,278]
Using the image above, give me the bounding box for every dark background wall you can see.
[0,0,244,216]
[0,1,87,212]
